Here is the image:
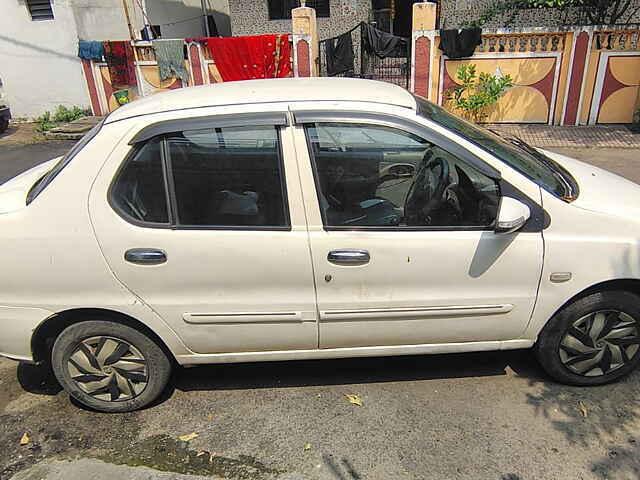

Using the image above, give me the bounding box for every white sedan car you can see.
[1,78,639,412]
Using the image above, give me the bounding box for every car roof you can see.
[105,77,418,123]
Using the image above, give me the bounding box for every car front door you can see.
[291,110,544,349]
[90,112,318,354]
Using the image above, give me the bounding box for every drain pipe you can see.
[201,0,211,37]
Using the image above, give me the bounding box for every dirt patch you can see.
[0,361,286,480]
[0,123,47,146]
[0,362,141,480]
[98,434,283,479]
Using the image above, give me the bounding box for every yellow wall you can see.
[443,56,557,123]
[596,55,640,124]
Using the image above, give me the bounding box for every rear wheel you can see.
[536,291,640,385]
[51,321,172,412]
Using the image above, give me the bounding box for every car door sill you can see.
[175,339,534,365]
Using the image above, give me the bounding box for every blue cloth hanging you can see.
[78,41,104,61]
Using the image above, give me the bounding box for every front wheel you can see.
[51,320,172,412]
[536,291,640,385]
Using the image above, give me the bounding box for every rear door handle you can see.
[125,248,167,265]
[328,249,370,265]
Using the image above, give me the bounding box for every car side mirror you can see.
[495,197,530,234]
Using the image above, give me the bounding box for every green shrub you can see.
[444,64,513,123]
[35,105,86,132]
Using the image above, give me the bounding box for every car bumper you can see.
[0,305,53,363]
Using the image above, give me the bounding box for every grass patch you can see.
[34,105,88,132]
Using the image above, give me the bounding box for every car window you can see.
[306,122,499,229]
[167,125,289,228]
[27,119,104,204]
[110,139,169,224]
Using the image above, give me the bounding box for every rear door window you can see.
[110,123,289,230]
[167,125,289,228]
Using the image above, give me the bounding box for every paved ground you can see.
[489,124,640,149]
[0,141,74,182]
[1,139,640,480]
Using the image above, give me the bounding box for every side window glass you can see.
[167,125,288,228]
[111,139,169,224]
[306,122,499,229]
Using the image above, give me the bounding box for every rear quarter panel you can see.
[0,120,190,360]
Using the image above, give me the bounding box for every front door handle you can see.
[125,248,167,265]
[328,249,370,265]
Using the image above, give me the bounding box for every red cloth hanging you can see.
[103,41,137,88]
[207,34,291,82]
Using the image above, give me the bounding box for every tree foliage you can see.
[464,0,639,27]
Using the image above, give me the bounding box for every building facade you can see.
[0,0,230,118]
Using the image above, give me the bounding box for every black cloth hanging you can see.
[361,23,408,59]
[439,27,482,58]
[325,31,355,76]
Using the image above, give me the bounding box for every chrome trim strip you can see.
[320,304,514,321]
[183,311,304,325]
[129,111,289,144]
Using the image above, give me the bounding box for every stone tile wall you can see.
[229,0,370,40]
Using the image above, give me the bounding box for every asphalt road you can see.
[1,143,640,480]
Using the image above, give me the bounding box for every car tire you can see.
[536,290,640,386]
[51,320,172,412]
[0,118,9,134]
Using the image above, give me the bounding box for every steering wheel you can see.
[404,152,450,226]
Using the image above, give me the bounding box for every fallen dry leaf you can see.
[303,443,312,451]
[20,433,30,445]
[578,401,588,418]
[178,432,199,442]
[207,414,215,421]
[344,394,363,407]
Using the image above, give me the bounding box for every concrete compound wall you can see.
[146,0,231,38]
[411,3,640,125]
[73,0,144,41]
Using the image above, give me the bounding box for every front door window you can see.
[305,122,499,229]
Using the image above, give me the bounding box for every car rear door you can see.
[290,108,544,349]
[89,111,318,354]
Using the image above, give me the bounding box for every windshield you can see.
[26,119,104,204]
[414,96,578,201]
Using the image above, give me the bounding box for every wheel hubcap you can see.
[559,310,640,377]
[67,336,148,402]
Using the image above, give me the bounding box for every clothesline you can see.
[79,34,293,88]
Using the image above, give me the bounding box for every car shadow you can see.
[16,362,62,395]
[173,348,546,393]
[14,349,547,412]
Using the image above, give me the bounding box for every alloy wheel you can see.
[559,310,640,377]
[66,336,148,401]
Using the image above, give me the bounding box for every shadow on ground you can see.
[172,349,544,392]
